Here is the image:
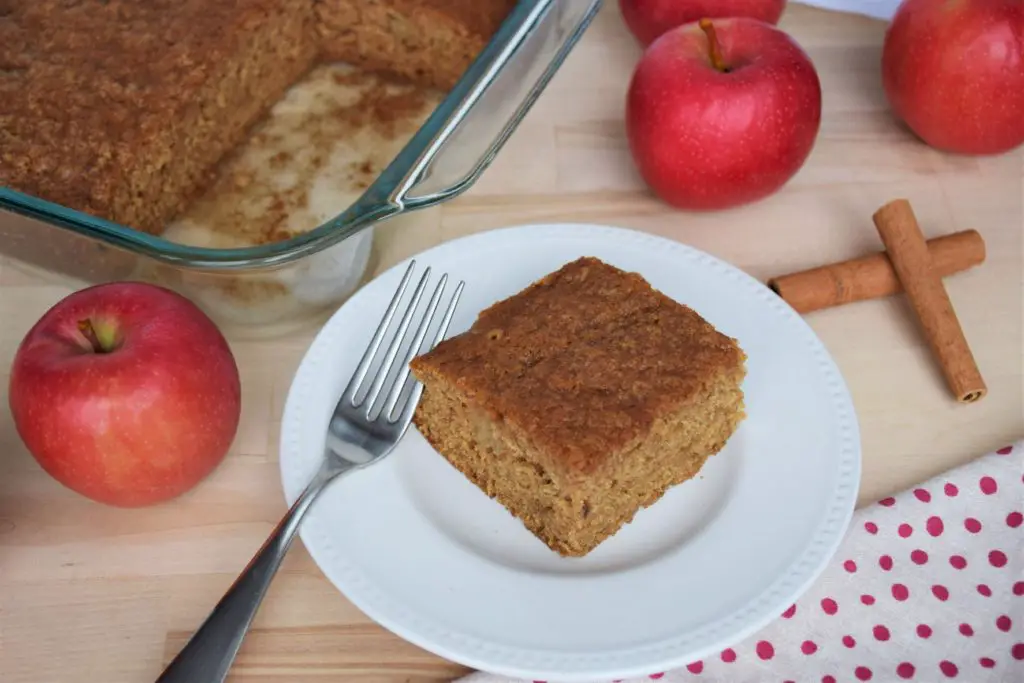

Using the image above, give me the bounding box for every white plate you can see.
[279,223,861,681]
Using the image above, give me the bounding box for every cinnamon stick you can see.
[767,230,986,314]
[871,199,987,403]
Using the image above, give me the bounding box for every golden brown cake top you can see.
[383,0,517,39]
[410,257,747,477]
[1,0,515,226]
[0,0,311,217]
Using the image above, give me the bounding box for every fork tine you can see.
[432,279,465,347]
[341,260,417,406]
[363,266,433,419]
[391,279,465,426]
[383,273,449,421]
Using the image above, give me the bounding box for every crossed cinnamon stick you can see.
[767,199,987,404]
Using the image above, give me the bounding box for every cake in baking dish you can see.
[317,0,517,91]
[409,257,748,557]
[0,0,516,235]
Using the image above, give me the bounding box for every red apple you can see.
[881,0,1024,155]
[625,17,821,211]
[8,282,242,507]
[620,0,788,46]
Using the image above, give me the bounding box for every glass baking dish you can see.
[0,0,603,337]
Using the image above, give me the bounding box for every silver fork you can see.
[156,260,464,683]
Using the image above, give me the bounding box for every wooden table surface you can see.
[1,4,1021,682]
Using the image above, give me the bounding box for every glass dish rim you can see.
[1,0,604,272]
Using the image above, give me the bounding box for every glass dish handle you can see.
[339,0,604,229]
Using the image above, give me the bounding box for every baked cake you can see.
[0,0,515,235]
[409,257,748,557]
[317,1,516,91]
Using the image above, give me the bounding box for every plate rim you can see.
[279,221,862,680]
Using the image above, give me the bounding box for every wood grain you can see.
[1,4,1022,682]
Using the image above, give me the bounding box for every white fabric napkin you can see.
[795,0,902,21]
[456,440,1023,683]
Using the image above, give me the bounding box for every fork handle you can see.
[156,466,338,683]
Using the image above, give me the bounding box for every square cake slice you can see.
[409,256,747,557]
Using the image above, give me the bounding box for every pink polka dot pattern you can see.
[585,442,1023,683]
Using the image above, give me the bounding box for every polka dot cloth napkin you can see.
[457,440,1023,683]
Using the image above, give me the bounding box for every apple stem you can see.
[699,18,729,73]
[78,319,106,354]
